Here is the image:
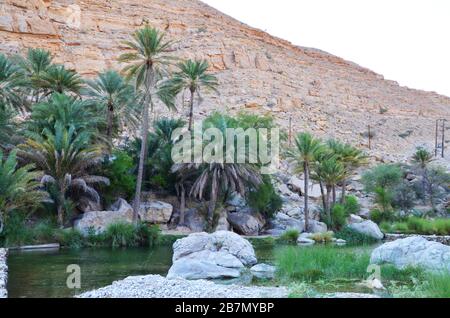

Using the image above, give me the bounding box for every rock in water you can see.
[250,264,276,279]
[370,236,450,272]
[74,198,133,234]
[349,220,384,240]
[168,231,257,280]
[139,201,173,224]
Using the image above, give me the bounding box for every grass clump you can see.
[276,246,370,282]
[277,229,300,244]
[384,217,450,235]
[335,227,378,246]
[390,273,450,298]
[103,222,160,248]
[309,231,334,243]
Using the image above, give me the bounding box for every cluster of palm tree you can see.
[287,133,367,230]
[0,25,219,228]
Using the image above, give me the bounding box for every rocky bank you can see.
[0,248,7,298]
[1,0,449,160]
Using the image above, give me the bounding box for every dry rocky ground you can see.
[1,0,450,162]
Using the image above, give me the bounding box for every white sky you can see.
[202,0,450,97]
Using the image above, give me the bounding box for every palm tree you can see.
[412,147,434,202]
[34,64,84,96]
[286,132,323,231]
[85,70,139,148]
[18,123,109,227]
[0,104,17,149]
[0,150,45,234]
[0,53,23,110]
[15,48,53,103]
[159,59,218,131]
[27,93,102,138]
[314,156,345,224]
[327,140,367,203]
[119,26,175,222]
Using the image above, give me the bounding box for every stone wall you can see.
[0,248,7,298]
[385,234,450,246]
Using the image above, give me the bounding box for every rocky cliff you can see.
[1,0,449,160]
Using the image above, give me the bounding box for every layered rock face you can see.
[1,0,450,159]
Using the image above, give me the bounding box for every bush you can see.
[54,228,84,249]
[330,204,347,230]
[101,150,136,204]
[370,208,396,224]
[309,231,334,243]
[248,176,282,219]
[335,227,378,245]
[103,222,161,248]
[278,229,300,244]
[0,214,34,247]
[343,196,360,215]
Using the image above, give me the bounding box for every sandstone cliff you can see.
[1,0,449,160]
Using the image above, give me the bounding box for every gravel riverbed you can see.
[78,275,288,298]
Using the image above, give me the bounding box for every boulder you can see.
[250,264,276,279]
[309,220,328,233]
[349,220,384,240]
[227,210,265,236]
[183,208,206,232]
[348,214,364,224]
[139,201,173,224]
[74,199,133,234]
[168,231,257,280]
[370,236,450,272]
[295,179,322,199]
[266,213,305,236]
[215,209,231,232]
[226,192,246,208]
[297,237,315,245]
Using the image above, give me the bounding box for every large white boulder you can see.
[74,199,133,234]
[370,236,450,272]
[250,263,276,279]
[349,220,384,240]
[139,201,173,224]
[168,231,257,280]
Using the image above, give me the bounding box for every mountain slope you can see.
[1,0,449,160]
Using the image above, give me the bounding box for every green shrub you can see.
[278,229,300,244]
[248,176,282,219]
[104,222,139,248]
[384,217,450,235]
[101,150,136,205]
[33,220,57,243]
[0,214,34,247]
[434,219,450,236]
[135,223,160,247]
[407,217,435,235]
[335,227,378,245]
[370,208,396,224]
[391,222,410,233]
[331,204,347,230]
[55,228,84,249]
[343,196,360,215]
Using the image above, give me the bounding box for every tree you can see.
[327,140,367,203]
[119,26,175,222]
[0,53,23,110]
[18,123,109,227]
[27,93,102,136]
[412,147,434,202]
[424,166,450,211]
[85,70,139,148]
[15,48,53,103]
[159,59,218,131]
[314,155,345,224]
[286,132,324,231]
[0,150,45,234]
[0,104,17,149]
[34,64,84,96]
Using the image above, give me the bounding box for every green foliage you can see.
[335,227,379,245]
[0,150,45,231]
[382,217,450,235]
[276,246,370,282]
[330,204,347,230]
[54,228,84,249]
[247,176,282,219]
[391,273,450,298]
[343,196,360,215]
[309,231,334,243]
[103,222,160,248]
[362,164,403,193]
[101,150,136,204]
[369,208,396,224]
[278,229,300,244]
[33,64,84,96]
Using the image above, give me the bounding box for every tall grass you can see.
[276,246,371,282]
[383,217,450,235]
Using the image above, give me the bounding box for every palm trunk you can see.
[57,203,64,228]
[340,179,346,203]
[132,66,154,223]
[319,181,326,211]
[188,89,195,131]
[207,194,217,231]
[179,184,186,225]
[303,162,309,232]
[106,101,114,151]
[326,185,332,225]
[332,185,337,206]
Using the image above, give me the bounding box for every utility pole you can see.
[368,125,372,150]
[289,115,292,147]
